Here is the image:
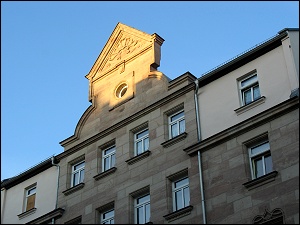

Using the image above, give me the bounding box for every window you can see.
[169,110,185,139]
[115,83,128,98]
[134,129,149,156]
[25,185,36,211]
[249,141,273,179]
[134,194,150,224]
[102,146,116,172]
[101,209,114,224]
[239,73,261,106]
[71,161,85,187]
[172,177,190,211]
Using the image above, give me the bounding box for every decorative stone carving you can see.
[253,208,284,224]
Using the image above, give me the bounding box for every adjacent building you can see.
[2,23,298,224]
[1,157,64,224]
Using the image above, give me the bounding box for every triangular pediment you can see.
[86,23,161,81]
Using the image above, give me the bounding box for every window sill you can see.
[234,96,266,115]
[93,167,117,180]
[161,132,188,148]
[243,171,278,190]
[125,150,151,165]
[163,205,193,222]
[62,182,85,196]
[18,208,37,219]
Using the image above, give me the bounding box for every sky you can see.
[1,1,299,180]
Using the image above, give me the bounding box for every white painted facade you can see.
[1,166,58,224]
[197,30,299,140]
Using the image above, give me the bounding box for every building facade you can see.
[3,23,297,224]
[53,23,299,224]
[1,157,64,224]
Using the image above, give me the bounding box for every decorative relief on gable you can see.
[100,35,145,73]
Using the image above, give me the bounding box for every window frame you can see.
[168,110,185,139]
[134,128,149,156]
[239,73,261,106]
[248,141,273,180]
[134,194,151,224]
[24,185,37,212]
[172,177,190,212]
[71,161,85,187]
[102,145,116,172]
[100,209,114,224]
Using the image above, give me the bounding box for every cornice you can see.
[184,96,299,156]
[56,83,195,161]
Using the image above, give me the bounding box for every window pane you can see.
[105,147,115,155]
[254,158,263,178]
[144,137,149,151]
[26,194,36,211]
[251,142,270,156]
[253,85,261,100]
[137,206,144,224]
[28,187,36,195]
[73,172,79,186]
[179,120,185,134]
[241,75,257,87]
[183,187,190,207]
[74,162,84,170]
[136,140,143,155]
[171,124,178,138]
[175,178,188,188]
[111,154,115,167]
[80,170,84,183]
[104,157,110,171]
[171,111,184,122]
[137,195,150,204]
[137,130,148,139]
[145,203,150,223]
[175,190,183,210]
[265,155,273,174]
[243,89,252,105]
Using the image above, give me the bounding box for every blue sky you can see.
[1,1,299,180]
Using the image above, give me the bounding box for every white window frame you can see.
[134,128,149,156]
[168,110,185,139]
[71,161,85,187]
[248,141,273,179]
[101,209,114,224]
[172,177,190,211]
[24,185,37,211]
[134,194,150,224]
[102,146,116,172]
[239,73,261,106]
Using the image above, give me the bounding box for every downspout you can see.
[51,156,60,224]
[194,79,207,224]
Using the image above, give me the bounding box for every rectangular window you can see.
[102,146,116,172]
[134,194,150,224]
[249,141,273,179]
[101,209,114,224]
[169,110,185,139]
[25,185,36,211]
[172,177,190,211]
[239,73,261,106]
[71,161,85,187]
[134,129,149,156]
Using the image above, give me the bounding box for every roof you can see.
[196,27,298,87]
[1,156,56,190]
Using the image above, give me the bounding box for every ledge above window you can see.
[125,150,151,165]
[18,208,37,219]
[62,183,85,196]
[161,132,187,148]
[93,167,117,180]
[163,205,193,222]
[234,96,266,115]
[243,171,278,190]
